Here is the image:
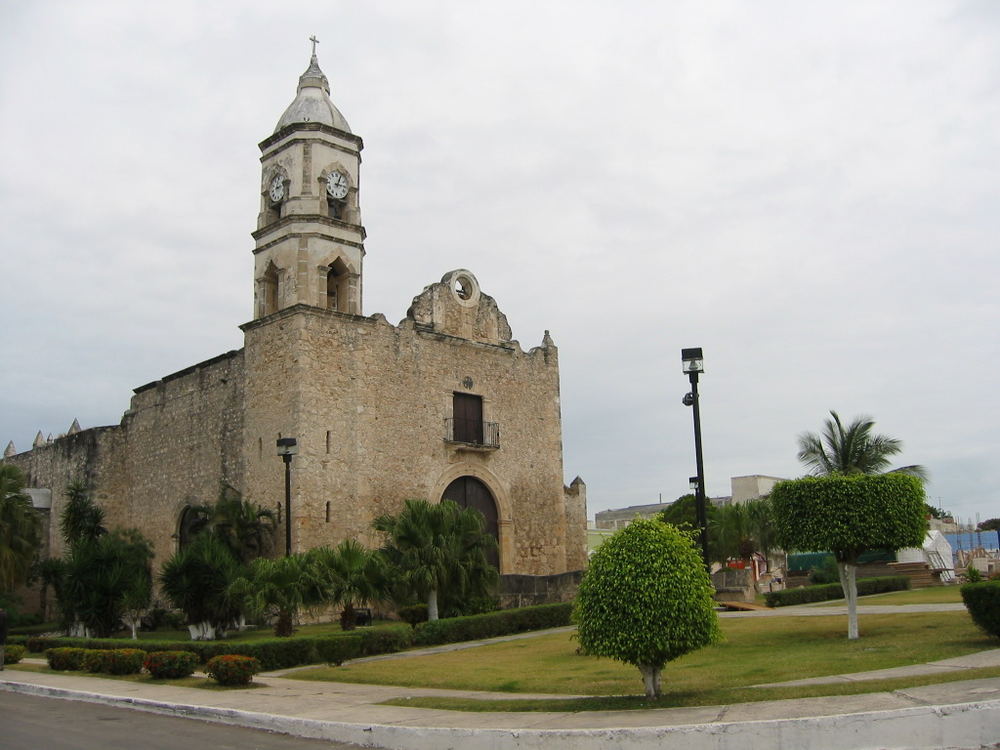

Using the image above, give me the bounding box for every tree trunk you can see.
[638,664,662,698]
[838,560,859,640]
[340,603,357,631]
[427,589,439,621]
[274,609,294,637]
[188,621,216,640]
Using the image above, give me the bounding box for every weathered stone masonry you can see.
[3,48,586,603]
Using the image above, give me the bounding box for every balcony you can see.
[444,417,500,451]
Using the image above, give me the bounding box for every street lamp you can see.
[681,347,709,571]
[276,437,297,556]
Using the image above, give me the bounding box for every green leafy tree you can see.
[659,495,775,565]
[772,473,927,639]
[186,483,276,564]
[575,519,721,698]
[61,528,153,638]
[978,519,1000,532]
[59,481,106,546]
[0,464,42,592]
[797,411,927,480]
[159,533,242,640]
[229,553,319,637]
[308,539,388,630]
[373,499,498,621]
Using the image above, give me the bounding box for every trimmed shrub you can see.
[205,654,261,686]
[81,649,109,673]
[144,650,200,679]
[413,603,572,646]
[104,649,145,675]
[46,647,88,671]
[4,644,26,664]
[765,576,911,607]
[962,581,1000,638]
[397,604,428,629]
[359,626,413,656]
[315,635,362,666]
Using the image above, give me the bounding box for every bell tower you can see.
[252,38,365,319]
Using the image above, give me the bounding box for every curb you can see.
[3,679,1000,750]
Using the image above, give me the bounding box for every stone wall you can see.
[241,294,584,575]
[499,571,583,609]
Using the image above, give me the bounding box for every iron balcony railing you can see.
[444,418,500,449]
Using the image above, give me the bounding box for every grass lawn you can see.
[851,585,964,605]
[293,611,994,698]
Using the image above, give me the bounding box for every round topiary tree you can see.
[771,473,927,640]
[574,518,721,698]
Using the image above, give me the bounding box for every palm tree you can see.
[373,499,498,621]
[797,411,927,480]
[59,480,106,547]
[308,540,388,630]
[159,533,242,640]
[229,554,319,637]
[60,528,153,638]
[187,484,276,564]
[0,464,42,592]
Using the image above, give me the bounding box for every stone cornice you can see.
[252,215,367,246]
[259,123,363,154]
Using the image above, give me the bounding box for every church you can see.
[5,46,588,606]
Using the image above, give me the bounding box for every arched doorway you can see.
[442,476,499,570]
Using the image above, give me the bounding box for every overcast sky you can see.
[2,1,997,524]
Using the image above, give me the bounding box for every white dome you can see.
[274,54,351,134]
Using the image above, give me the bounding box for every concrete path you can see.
[2,603,998,749]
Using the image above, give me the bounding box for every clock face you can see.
[326,171,349,200]
[268,175,285,203]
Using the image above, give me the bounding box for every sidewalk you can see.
[2,610,999,750]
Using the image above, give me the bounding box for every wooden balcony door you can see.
[453,392,483,444]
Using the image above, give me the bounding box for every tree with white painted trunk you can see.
[771,473,927,639]
[574,519,721,698]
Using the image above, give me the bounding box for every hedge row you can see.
[19,606,572,668]
[27,634,361,670]
[47,647,146,675]
[961,581,1000,638]
[413,602,572,646]
[764,576,911,607]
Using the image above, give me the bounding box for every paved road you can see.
[0,690,364,750]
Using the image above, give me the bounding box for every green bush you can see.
[104,648,145,675]
[765,576,911,607]
[809,556,840,585]
[205,654,261,686]
[81,649,108,673]
[4,644,26,664]
[358,625,413,655]
[413,603,572,646]
[315,635,362,666]
[961,581,1000,638]
[46,647,88,671]
[397,604,428,629]
[144,650,200,679]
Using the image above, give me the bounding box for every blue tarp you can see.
[944,530,1000,552]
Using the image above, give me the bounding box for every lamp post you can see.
[681,347,709,571]
[276,437,297,556]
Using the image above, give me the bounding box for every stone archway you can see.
[442,476,499,570]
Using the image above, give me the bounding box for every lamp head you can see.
[276,437,298,456]
[681,347,704,374]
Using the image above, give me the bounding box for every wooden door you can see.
[453,393,483,444]
[443,476,499,570]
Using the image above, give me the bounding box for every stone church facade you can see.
[5,50,587,598]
